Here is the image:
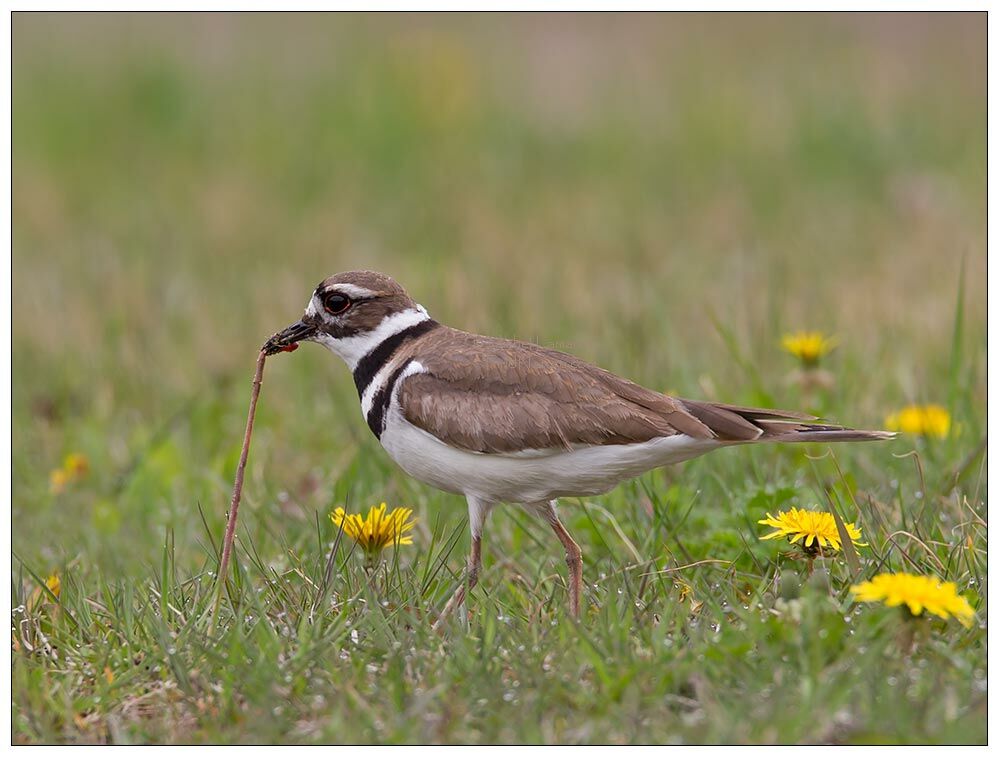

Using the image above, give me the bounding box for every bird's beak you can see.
[262,319,318,356]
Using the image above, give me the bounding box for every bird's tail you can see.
[678,398,895,444]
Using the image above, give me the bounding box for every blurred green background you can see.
[14,13,985,567]
[12,13,986,744]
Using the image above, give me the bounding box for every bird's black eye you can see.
[322,292,352,315]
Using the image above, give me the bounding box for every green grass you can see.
[13,13,986,744]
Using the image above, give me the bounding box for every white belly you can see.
[379,403,724,504]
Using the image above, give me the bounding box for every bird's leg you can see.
[539,500,583,618]
[432,498,490,631]
[433,536,480,628]
[467,534,482,591]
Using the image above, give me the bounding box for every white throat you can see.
[311,304,431,370]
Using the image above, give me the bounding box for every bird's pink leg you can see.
[432,535,481,631]
[536,500,583,618]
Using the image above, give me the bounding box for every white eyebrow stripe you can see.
[332,283,379,299]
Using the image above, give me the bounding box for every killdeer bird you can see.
[263,271,892,621]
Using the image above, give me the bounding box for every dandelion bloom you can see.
[27,572,61,613]
[330,503,416,557]
[884,404,950,439]
[758,507,864,553]
[49,452,89,494]
[63,453,89,477]
[850,572,974,627]
[781,331,837,367]
[49,468,70,495]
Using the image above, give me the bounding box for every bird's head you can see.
[263,271,430,369]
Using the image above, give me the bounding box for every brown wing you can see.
[396,328,715,453]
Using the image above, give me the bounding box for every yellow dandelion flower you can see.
[63,453,89,477]
[330,503,416,557]
[49,452,90,494]
[49,468,69,495]
[781,331,838,367]
[884,404,950,439]
[27,572,61,612]
[758,507,865,553]
[850,572,975,627]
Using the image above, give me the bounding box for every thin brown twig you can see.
[208,349,267,633]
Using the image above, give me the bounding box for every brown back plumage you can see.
[395,327,892,453]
